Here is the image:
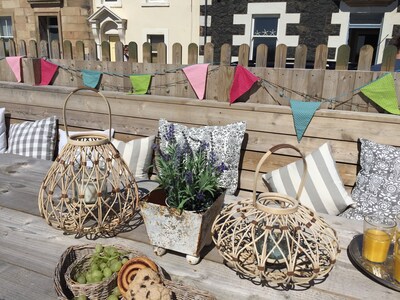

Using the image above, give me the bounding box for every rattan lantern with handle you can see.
[211,144,340,286]
[38,87,139,236]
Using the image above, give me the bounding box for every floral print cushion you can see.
[158,119,246,195]
[340,138,400,220]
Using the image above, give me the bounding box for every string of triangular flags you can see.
[228,67,399,141]
[4,57,59,85]
[4,57,399,141]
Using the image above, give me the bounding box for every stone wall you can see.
[201,0,400,63]
[0,0,93,55]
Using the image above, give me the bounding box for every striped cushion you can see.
[112,136,155,180]
[0,108,6,153]
[262,143,354,215]
[6,116,57,160]
[58,128,115,153]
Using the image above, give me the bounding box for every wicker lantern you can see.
[38,88,139,236]
[211,144,340,286]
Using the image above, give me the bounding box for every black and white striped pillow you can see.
[112,136,155,180]
[262,143,354,215]
[7,116,57,160]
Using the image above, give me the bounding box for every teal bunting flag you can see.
[290,100,321,142]
[82,70,102,88]
[129,74,152,94]
[360,73,400,115]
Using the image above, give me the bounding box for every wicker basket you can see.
[54,244,216,300]
[39,87,139,236]
[65,253,117,299]
[211,144,340,286]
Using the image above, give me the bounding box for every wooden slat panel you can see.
[294,44,307,69]
[335,45,350,70]
[2,83,400,196]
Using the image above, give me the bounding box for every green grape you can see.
[103,267,112,278]
[107,246,117,256]
[121,257,129,265]
[85,272,93,283]
[76,274,86,284]
[95,244,103,253]
[110,260,122,272]
[103,246,112,255]
[112,286,122,296]
[90,263,100,271]
[107,295,118,300]
[109,258,118,267]
[92,269,103,281]
[100,262,107,270]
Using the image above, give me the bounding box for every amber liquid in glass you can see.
[394,233,400,283]
[362,229,391,263]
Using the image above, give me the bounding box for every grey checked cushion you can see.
[262,143,354,215]
[7,116,57,160]
[0,108,6,153]
[112,135,155,180]
[158,119,246,195]
[340,138,400,220]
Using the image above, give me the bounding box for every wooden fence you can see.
[0,38,399,112]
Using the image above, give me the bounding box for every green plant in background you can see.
[153,123,227,213]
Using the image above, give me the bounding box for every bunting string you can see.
[2,57,398,111]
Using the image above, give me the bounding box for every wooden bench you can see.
[1,81,400,199]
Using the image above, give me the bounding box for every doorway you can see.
[347,13,383,65]
[38,16,59,58]
[348,28,380,64]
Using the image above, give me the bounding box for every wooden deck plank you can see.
[0,205,397,300]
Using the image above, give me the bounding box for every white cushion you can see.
[112,136,155,180]
[0,108,6,153]
[58,128,115,153]
[262,143,354,215]
[6,116,57,160]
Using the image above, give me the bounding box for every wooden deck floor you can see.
[0,153,398,299]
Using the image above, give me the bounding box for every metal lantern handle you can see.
[62,87,112,141]
[252,144,307,214]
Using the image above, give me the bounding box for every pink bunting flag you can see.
[229,65,259,104]
[40,58,58,85]
[182,63,209,99]
[6,56,23,82]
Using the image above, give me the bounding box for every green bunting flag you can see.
[290,100,321,142]
[129,74,152,95]
[360,73,400,115]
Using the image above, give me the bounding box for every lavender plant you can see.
[153,124,227,212]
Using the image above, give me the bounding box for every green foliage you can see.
[154,124,227,213]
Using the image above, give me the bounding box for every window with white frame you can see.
[251,16,279,62]
[141,0,169,7]
[96,0,122,8]
[0,16,13,40]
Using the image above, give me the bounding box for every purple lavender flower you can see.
[199,141,209,151]
[217,162,228,173]
[209,151,217,165]
[163,124,175,142]
[185,171,193,185]
[196,192,205,201]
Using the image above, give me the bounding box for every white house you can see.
[89,0,200,63]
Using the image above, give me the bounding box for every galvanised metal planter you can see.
[139,189,225,264]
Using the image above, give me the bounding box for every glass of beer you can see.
[362,214,396,263]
